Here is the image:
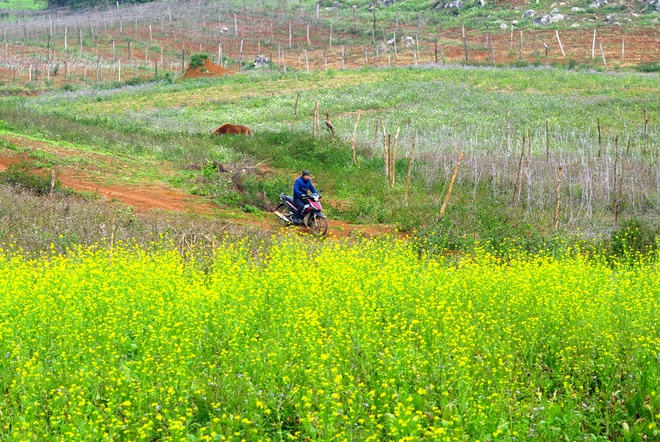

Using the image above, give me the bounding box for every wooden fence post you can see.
[404,135,415,205]
[554,165,562,231]
[556,30,565,57]
[513,134,526,203]
[461,21,468,61]
[351,110,361,164]
[439,151,464,220]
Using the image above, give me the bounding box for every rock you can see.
[400,36,415,47]
[479,0,486,6]
[387,38,396,45]
[500,22,508,29]
[551,7,559,13]
[611,21,621,25]
[604,14,613,22]
[649,0,660,12]
[253,55,269,68]
[333,1,342,8]
[436,0,464,9]
[534,14,552,25]
[570,22,580,27]
[522,9,536,18]
[219,26,230,34]
[512,19,519,25]
[551,13,564,22]
[571,7,583,11]
[590,0,607,8]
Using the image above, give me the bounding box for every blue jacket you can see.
[293,175,318,198]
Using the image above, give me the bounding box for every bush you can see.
[633,62,660,73]
[189,52,209,70]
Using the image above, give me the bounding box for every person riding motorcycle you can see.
[292,170,318,224]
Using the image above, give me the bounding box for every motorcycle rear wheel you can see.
[309,215,328,236]
[275,203,292,226]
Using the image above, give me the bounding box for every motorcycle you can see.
[274,192,329,237]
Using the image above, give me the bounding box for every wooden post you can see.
[385,133,391,179]
[234,13,238,36]
[404,135,415,205]
[306,24,310,46]
[555,30,565,57]
[181,46,184,73]
[325,110,335,140]
[554,166,562,231]
[461,21,468,62]
[351,110,361,164]
[513,135,525,204]
[591,29,596,60]
[363,46,368,67]
[644,109,649,154]
[599,42,606,68]
[439,151,464,220]
[239,39,244,72]
[434,39,438,63]
[519,30,523,61]
[507,111,511,153]
[597,117,602,157]
[621,36,625,64]
[613,135,620,224]
[289,21,292,48]
[390,127,400,187]
[545,119,550,160]
[341,45,345,69]
[304,49,309,72]
[49,169,55,198]
[544,43,549,66]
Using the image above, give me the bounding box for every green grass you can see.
[0,0,46,10]
[1,64,659,246]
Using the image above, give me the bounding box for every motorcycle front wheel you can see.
[309,215,328,236]
[275,203,292,227]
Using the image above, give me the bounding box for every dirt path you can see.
[0,133,396,238]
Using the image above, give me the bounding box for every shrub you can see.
[189,52,209,70]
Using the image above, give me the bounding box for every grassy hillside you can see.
[0,64,658,253]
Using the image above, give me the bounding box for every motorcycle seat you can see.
[280,194,294,204]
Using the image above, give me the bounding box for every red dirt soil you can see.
[181,58,231,80]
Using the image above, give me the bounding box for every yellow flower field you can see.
[0,236,659,441]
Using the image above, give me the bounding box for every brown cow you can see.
[212,123,253,136]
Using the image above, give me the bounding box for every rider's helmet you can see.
[302,170,311,177]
